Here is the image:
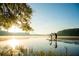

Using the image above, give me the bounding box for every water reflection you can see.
[54,40,57,48]
[0,36,79,56]
[49,40,52,45]
[48,39,58,48]
[48,33,58,48]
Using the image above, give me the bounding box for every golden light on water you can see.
[7,38,20,49]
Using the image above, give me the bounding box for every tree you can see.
[0,3,33,32]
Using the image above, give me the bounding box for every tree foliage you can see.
[0,3,33,32]
[57,28,79,36]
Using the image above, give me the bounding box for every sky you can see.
[29,3,79,34]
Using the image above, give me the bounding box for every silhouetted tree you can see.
[0,3,33,32]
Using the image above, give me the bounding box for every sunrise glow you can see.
[8,25,24,33]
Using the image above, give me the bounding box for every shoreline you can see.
[57,36,79,39]
[0,36,79,41]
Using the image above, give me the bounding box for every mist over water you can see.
[0,36,79,56]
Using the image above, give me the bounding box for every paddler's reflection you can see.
[49,40,57,48]
[50,40,52,45]
[49,36,57,48]
[54,33,57,48]
[54,40,57,48]
[48,33,58,48]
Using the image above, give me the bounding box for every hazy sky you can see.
[29,3,79,34]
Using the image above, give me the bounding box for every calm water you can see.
[0,36,79,56]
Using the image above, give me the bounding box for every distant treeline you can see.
[0,31,29,36]
[57,28,79,36]
[0,31,48,36]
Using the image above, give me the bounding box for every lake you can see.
[0,36,79,56]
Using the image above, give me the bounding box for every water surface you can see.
[0,36,79,56]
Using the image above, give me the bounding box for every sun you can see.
[8,25,24,33]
